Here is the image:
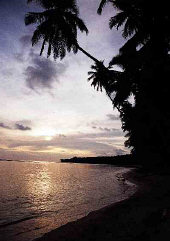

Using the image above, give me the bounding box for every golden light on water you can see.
[0,161,136,241]
[26,164,52,198]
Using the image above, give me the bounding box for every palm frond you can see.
[88,62,120,95]
[64,12,88,34]
[25,12,47,25]
[25,0,88,60]
[109,11,128,29]
[40,39,46,55]
[27,0,78,13]
[123,17,137,38]
[97,0,108,15]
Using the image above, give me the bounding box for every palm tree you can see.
[26,0,170,160]
[88,62,113,92]
[98,0,170,55]
[25,0,100,62]
[88,61,123,113]
[97,0,170,160]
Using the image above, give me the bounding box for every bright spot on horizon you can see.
[31,129,57,138]
[45,136,53,141]
[0,0,128,161]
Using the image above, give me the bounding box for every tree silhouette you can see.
[25,0,100,62]
[88,62,123,113]
[26,0,170,162]
[97,0,170,161]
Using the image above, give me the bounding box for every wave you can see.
[0,215,39,228]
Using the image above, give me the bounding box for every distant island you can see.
[61,154,139,167]
[0,158,16,162]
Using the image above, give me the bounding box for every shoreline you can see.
[33,167,170,241]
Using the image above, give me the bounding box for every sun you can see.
[31,128,57,139]
[45,136,53,141]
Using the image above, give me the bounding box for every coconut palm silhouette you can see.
[25,0,100,62]
[26,0,170,162]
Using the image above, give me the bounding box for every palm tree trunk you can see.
[77,44,100,63]
[106,91,122,113]
[77,44,122,114]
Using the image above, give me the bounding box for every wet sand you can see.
[33,168,170,241]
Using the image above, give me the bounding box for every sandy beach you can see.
[33,167,170,241]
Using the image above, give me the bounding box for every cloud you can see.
[98,127,118,132]
[19,35,32,47]
[14,35,32,62]
[107,114,120,121]
[15,123,31,131]
[92,125,119,133]
[0,128,128,161]
[0,122,12,130]
[24,51,67,91]
[78,131,124,138]
[59,134,67,138]
[14,53,24,62]
[115,149,126,155]
[6,131,126,154]
[0,121,31,131]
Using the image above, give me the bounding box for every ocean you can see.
[0,161,136,241]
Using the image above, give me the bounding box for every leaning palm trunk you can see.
[76,44,100,63]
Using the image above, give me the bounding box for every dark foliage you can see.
[95,0,170,162]
[26,0,170,164]
[25,0,88,59]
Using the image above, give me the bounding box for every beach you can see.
[33,168,170,241]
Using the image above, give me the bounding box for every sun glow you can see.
[31,129,57,138]
[38,147,92,156]
[45,136,53,141]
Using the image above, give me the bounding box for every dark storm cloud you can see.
[15,123,31,131]
[24,51,67,91]
[107,114,120,121]
[0,123,12,130]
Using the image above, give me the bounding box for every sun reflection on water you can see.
[26,164,52,199]
[0,161,137,241]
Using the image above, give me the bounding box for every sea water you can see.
[0,161,136,241]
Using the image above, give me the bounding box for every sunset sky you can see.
[0,0,128,161]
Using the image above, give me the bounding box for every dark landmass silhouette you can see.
[0,159,16,162]
[61,154,139,167]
